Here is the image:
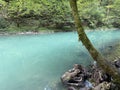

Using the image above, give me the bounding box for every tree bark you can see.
[69,0,120,84]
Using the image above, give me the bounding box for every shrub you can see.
[0,18,9,29]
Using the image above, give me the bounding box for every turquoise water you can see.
[0,30,120,90]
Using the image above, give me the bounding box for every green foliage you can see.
[0,18,9,29]
[37,0,72,29]
[3,0,72,29]
[111,0,120,28]
[76,0,120,29]
[7,0,40,17]
[0,0,120,33]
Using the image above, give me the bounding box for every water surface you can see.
[0,30,120,90]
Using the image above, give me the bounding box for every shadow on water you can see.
[0,30,120,90]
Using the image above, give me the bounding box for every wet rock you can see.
[61,64,84,85]
[61,61,120,90]
[61,64,93,89]
[67,86,76,90]
[79,87,89,90]
[94,82,111,90]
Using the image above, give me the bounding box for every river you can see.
[0,30,120,90]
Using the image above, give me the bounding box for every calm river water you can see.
[0,30,120,90]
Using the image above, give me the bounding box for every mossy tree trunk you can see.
[69,0,120,84]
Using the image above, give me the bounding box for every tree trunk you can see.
[69,0,120,84]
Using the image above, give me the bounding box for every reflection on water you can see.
[0,30,120,90]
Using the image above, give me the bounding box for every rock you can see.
[114,57,120,68]
[61,64,84,85]
[79,87,89,90]
[61,62,118,90]
[94,82,111,90]
[61,69,80,84]
[67,86,76,90]
[84,80,93,89]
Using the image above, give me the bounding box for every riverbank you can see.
[0,27,119,36]
[0,26,75,35]
[0,30,54,35]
